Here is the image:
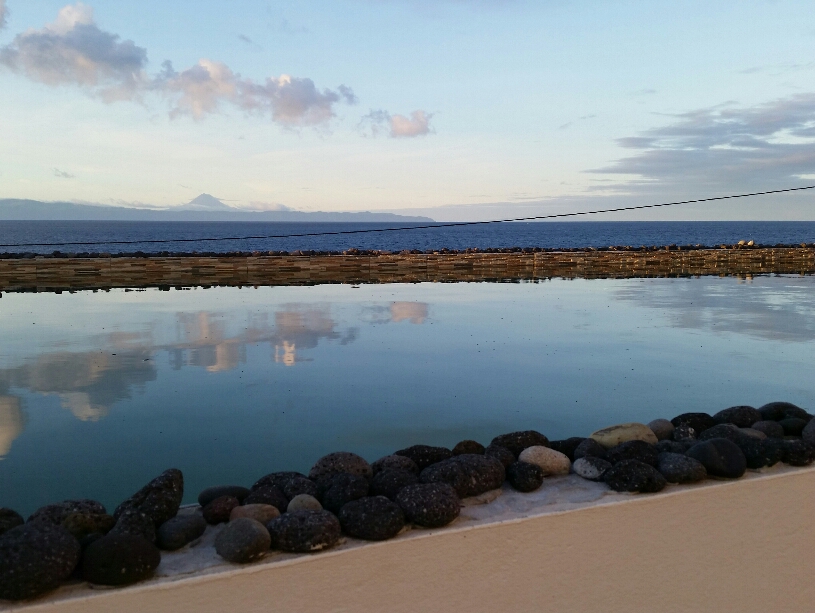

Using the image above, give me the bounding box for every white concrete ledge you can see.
[6,465,815,613]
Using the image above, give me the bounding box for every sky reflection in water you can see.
[0,277,813,515]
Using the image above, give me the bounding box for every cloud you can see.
[0,3,148,101]
[0,3,356,127]
[591,94,815,193]
[155,60,356,125]
[53,168,75,179]
[0,0,8,30]
[360,109,434,138]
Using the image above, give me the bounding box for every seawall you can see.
[0,247,813,292]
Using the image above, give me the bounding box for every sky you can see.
[1,0,815,220]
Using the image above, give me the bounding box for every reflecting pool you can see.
[1,276,813,516]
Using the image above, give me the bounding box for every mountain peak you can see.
[182,194,233,211]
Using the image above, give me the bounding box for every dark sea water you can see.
[0,220,814,254]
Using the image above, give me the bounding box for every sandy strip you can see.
[5,464,815,613]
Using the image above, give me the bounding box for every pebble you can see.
[266,510,341,553]
[590,423,658,448]
[243,485,288,511]
[753,420,786,439]
[571,456,612,481]
[339,496,405,541]
[286,495,322,513]
[452,440,485,455]
[758,401,810,422]
[782,440,815,466]
[81,534,161,586]
[672,424,697,442]
[739,428,766,440]
[197,485,250,507]
[393,445,453,470]
[548,437,586,461]
[156,513,207,550]
[656,452,707,483]
[484,444,515,468]
[318,473,370,514]
[698,423,742,442]
[371,454,420,475]
[779,417,808,436]
[647,419,674,441]
[573,438,608,460]
[369,468,420,500]
[738,437,784,469]
[419,454,505,498]
[506,461,545,492]
[655,439,694,454]
[113,468,184,528]
[202,496,240,525]
[518,446,571,476]
[231,503,281,524]
[309,451,373,481]
[61,512,115,540]
[109,508,157,543]
[671,413,716,437]
[686,438,747,479]
[250,471,308,492]
[802,418,815,445]
[489,430,549,458]
[0,508,24,536]
[603,459,667,493]
[395,483,461,528]
[215,518,271,563]
[28,499,106,526]
[0,522,81,601]
[604,440,659,467]
[713,406,762,428]
[281,477,319,500]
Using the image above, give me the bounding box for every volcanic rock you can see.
[28,500,106,526]
[369,468,419,500]
[548,437,586,461]
[231,504,281,524]
[452,440,485,455]
[309,451,372,482]
[604,440,659,467]
[286,495,322,513]
[266,510,341,553]
[419,454,505,498]
[686,438,746,479]
[197,485,250,507]
[317,473,369,514]
[713,406,762,428]
[81,534,161,586]
[243,486,288,512]
[156,513,207,551]
[215,518,271,563]
[0,508,24,536]
[671,413,716,436]
[506,461,544,492]
[484,444,515,468]
[202,496,240,525]
[753,420,785,439]
[339,496,405,541]
[656,453,707,483]
[489,431,549,458]
[395,483,461,528]
[371,454,420,476]
[603,459,667,493]
[113,468,184,528]
[573,438,608,460]
[393,445,453,471]
[61,513,115,540]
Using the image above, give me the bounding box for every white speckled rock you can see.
[590,423,658,449]
[518,446,571,476]
[229,504,280,524]
[286,494,322,513]
[647,419,674,441]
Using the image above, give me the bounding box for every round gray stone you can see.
[647,419,674,441]
[215,518,271,563]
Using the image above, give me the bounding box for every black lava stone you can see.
[779,418,808,436]
[82,534,161,586]
[393,445,453,471]
[309,452,373,482]
[157,513,207,550]
[451,440,486,456]
[109,509,157,543]
[369,469,420,500]
[671,413,716,436]
[672,424,697,442]
[603,459,667,493]
[506,461,544,492]
[656,452,707,483]
[113,468,184,528]
[197,485,250,507]
[573,438,608,460]
[713,406,762,428]
[605,440,659,467]
[243,485,289,512]
[281,477,319,500]
[371,455,420,476]
[548,437,586,461]
[250,471,308,492]
[395,483,461,528]
[0,522,81,601]
[419,454,505,498]
[686,438,747,479]
[488,431,550,458]
[758,402,811,422]
[484,444,515,468]
[782,440,815,466]
[338,496,405,541]
[0,508,24,536]
[28,500,106,526]
[317,473,370,514]
[202,496,240,525]
[266,510,341,553]
[751,421,785,439]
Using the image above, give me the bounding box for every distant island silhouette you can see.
[0,194,434,222]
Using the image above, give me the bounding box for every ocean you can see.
[0,220,814,255]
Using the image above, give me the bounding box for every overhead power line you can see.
[1,184,814,249]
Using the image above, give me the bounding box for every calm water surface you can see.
[1,276,814,515]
